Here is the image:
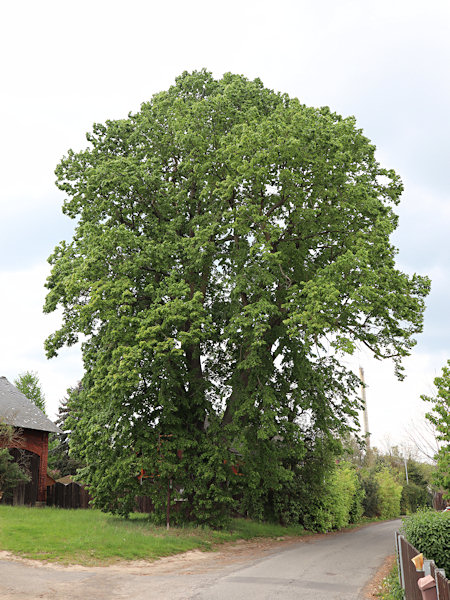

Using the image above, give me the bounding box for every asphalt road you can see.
[0,519,400,599]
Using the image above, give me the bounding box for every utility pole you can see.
[359,366,371,449]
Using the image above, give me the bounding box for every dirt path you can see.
[363,554,396,599]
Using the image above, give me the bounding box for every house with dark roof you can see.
[0,376,60,505]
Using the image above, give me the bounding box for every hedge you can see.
[402,508,450,574]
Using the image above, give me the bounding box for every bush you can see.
[349,476,365,524]
[268,439,338,531]
[0,449,30,499]
[402,508,450,574]
[300,461,363,531]
[0,423,30,498]
[360,473,380,517]
[326,462,362,529]
[375,469,402,519]
[400,482,431,514]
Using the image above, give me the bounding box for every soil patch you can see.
[363,554,396,599]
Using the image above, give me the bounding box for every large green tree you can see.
[44,70,429,524]
[423,360,450,497]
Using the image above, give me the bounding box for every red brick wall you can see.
[10,429,49,502]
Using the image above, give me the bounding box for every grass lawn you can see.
[0,506,307,565]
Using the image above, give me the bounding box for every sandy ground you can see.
[363,554,396,599]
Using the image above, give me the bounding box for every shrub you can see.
[402,508,450,574]
[301,461,363,531]
[0,423,30,498]
[270,439,338,531]
[400,482,431,514]
[326,462,362,529]
[349,475,365,523]
[375,468,402,519]
[360,472,380,517]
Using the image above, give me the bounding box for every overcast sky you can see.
[1,0,449,454]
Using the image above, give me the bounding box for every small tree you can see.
[49,383,85,477]
[14,371,46,414]
[423,360,450,498]
[0,422,30,499]
[13,372,61,471]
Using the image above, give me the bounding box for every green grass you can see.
[376,564,404,600]
[0,506,307,565]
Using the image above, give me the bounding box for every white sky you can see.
[1,0,449,453]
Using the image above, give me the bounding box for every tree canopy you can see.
[423,360,450,497]
[14,371,46,414]
[44,70,430,524]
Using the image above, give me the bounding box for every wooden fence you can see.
[135,496,154,513]
[46,488,184,515]
[46,482,91,509]
[46,488,159,512]
[395,531,450,600]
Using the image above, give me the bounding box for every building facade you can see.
[0,376,59,504]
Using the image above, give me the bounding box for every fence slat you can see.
[396,531,405,591]
[400,535,424,600]
[397,533,450,600]
[46,482,91,509]
[436,569,450,600]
